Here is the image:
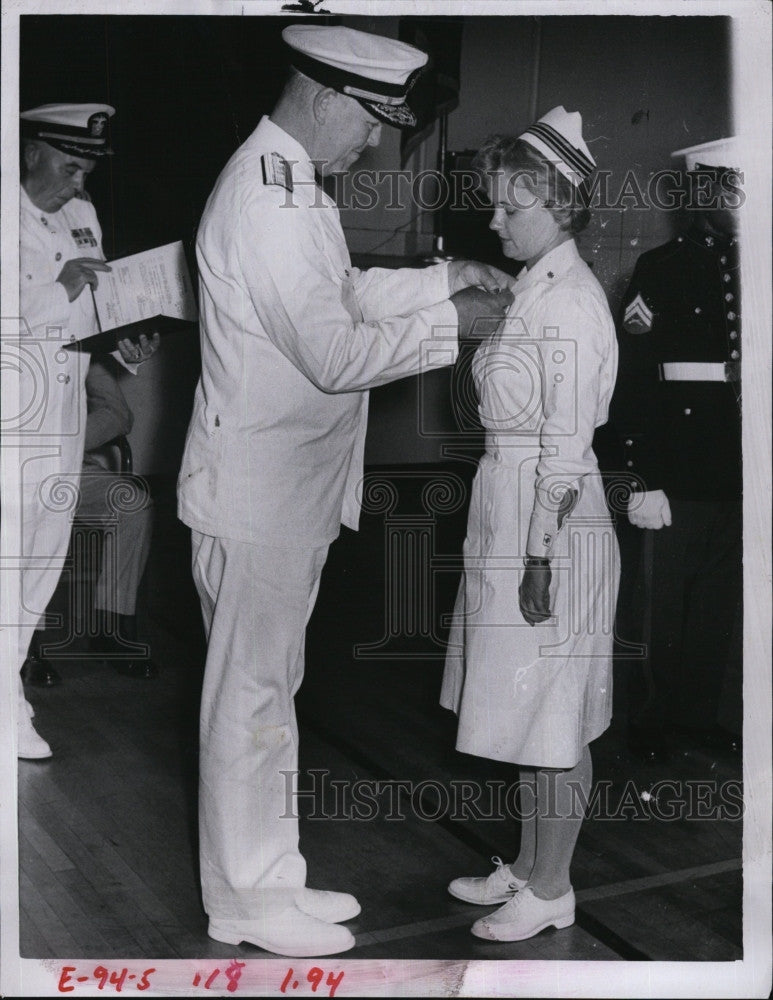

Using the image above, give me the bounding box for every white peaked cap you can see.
[518,105,596,186]
[671,137,739,171]
[282,25,428,128]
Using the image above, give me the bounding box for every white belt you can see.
[660,361,740,383]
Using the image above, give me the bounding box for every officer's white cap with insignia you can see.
[20,103,115,157]
[518,106,596,187]
[671,136,739,172]
[282,25,428,128]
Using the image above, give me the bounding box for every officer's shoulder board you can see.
[261,152,293,193]
[622,292,654,334]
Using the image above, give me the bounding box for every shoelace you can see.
[489,856,521,892]
[485,887,532,923]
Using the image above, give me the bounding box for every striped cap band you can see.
[519,120,595,185]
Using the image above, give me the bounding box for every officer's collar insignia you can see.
[88,112,108,136]
[261,152,294,193]
[622,293,653,334]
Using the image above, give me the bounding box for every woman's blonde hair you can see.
[473,134,592,235]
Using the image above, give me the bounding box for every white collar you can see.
[515,238,582,288]
[20,184,56,218]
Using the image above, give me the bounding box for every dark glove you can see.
[519,558,552,626]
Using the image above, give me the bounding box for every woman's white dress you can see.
[440,239,621,769]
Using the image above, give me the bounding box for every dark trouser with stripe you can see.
[628,499,742,734]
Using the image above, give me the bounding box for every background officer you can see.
[16,103,158,759]
[611,137,742,761]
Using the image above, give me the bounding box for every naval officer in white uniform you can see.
[178,24,513,957]
[15,103,158,759]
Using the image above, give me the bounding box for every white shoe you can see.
[295,887,360,923]
[471,886,575,941]
[208,904,355,957]
[17,713,52,760]
[449,856,528,905]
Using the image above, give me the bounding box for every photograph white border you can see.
[2,1,770,996]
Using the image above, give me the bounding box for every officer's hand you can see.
[56,258,112,302]
[519,561,552,626]
[448,259,514,295]
[116,332,161,365]
[450,285,514,340]
[628,489,672,530]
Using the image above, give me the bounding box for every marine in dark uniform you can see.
[611,140,742,760]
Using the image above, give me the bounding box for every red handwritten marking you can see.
[225,960,246,993]
[326,971,345,998]
[278,968,345,997]
[137,968,156,991]
[57,967,156,993]
[109,968,129,992]
[57,967,76,993]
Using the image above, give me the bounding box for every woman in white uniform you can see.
[440,107,620,942]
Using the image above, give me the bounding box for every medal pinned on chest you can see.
[71,227,98,249]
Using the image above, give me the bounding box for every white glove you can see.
[628,489,672,530]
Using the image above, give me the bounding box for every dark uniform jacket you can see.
[610,229,741,502]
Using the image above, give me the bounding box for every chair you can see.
[36,435,136,659]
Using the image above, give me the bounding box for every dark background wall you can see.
[18,14,732,474]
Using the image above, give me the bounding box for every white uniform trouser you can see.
[16,480,78,712]
[191,530,329,920]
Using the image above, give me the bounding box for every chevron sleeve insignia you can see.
[622,292,654,334]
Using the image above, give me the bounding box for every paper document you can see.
[65,240,197,353]
[90,240,197,335]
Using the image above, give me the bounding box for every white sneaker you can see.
[17,713,52,760]
[208,904,356,957]
[471,886,575,941]
[295,887,360,923]
[448,856,528,905]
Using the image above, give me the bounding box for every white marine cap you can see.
[282,24,428,128]
[671,136,739,172]
[20,102,115,157]
[518,105,596,187]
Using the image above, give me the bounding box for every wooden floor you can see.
[17,469,743,964]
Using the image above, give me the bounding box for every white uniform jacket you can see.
[507,240,618,557]
[18,186,103,490]
[178,117,459,548]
